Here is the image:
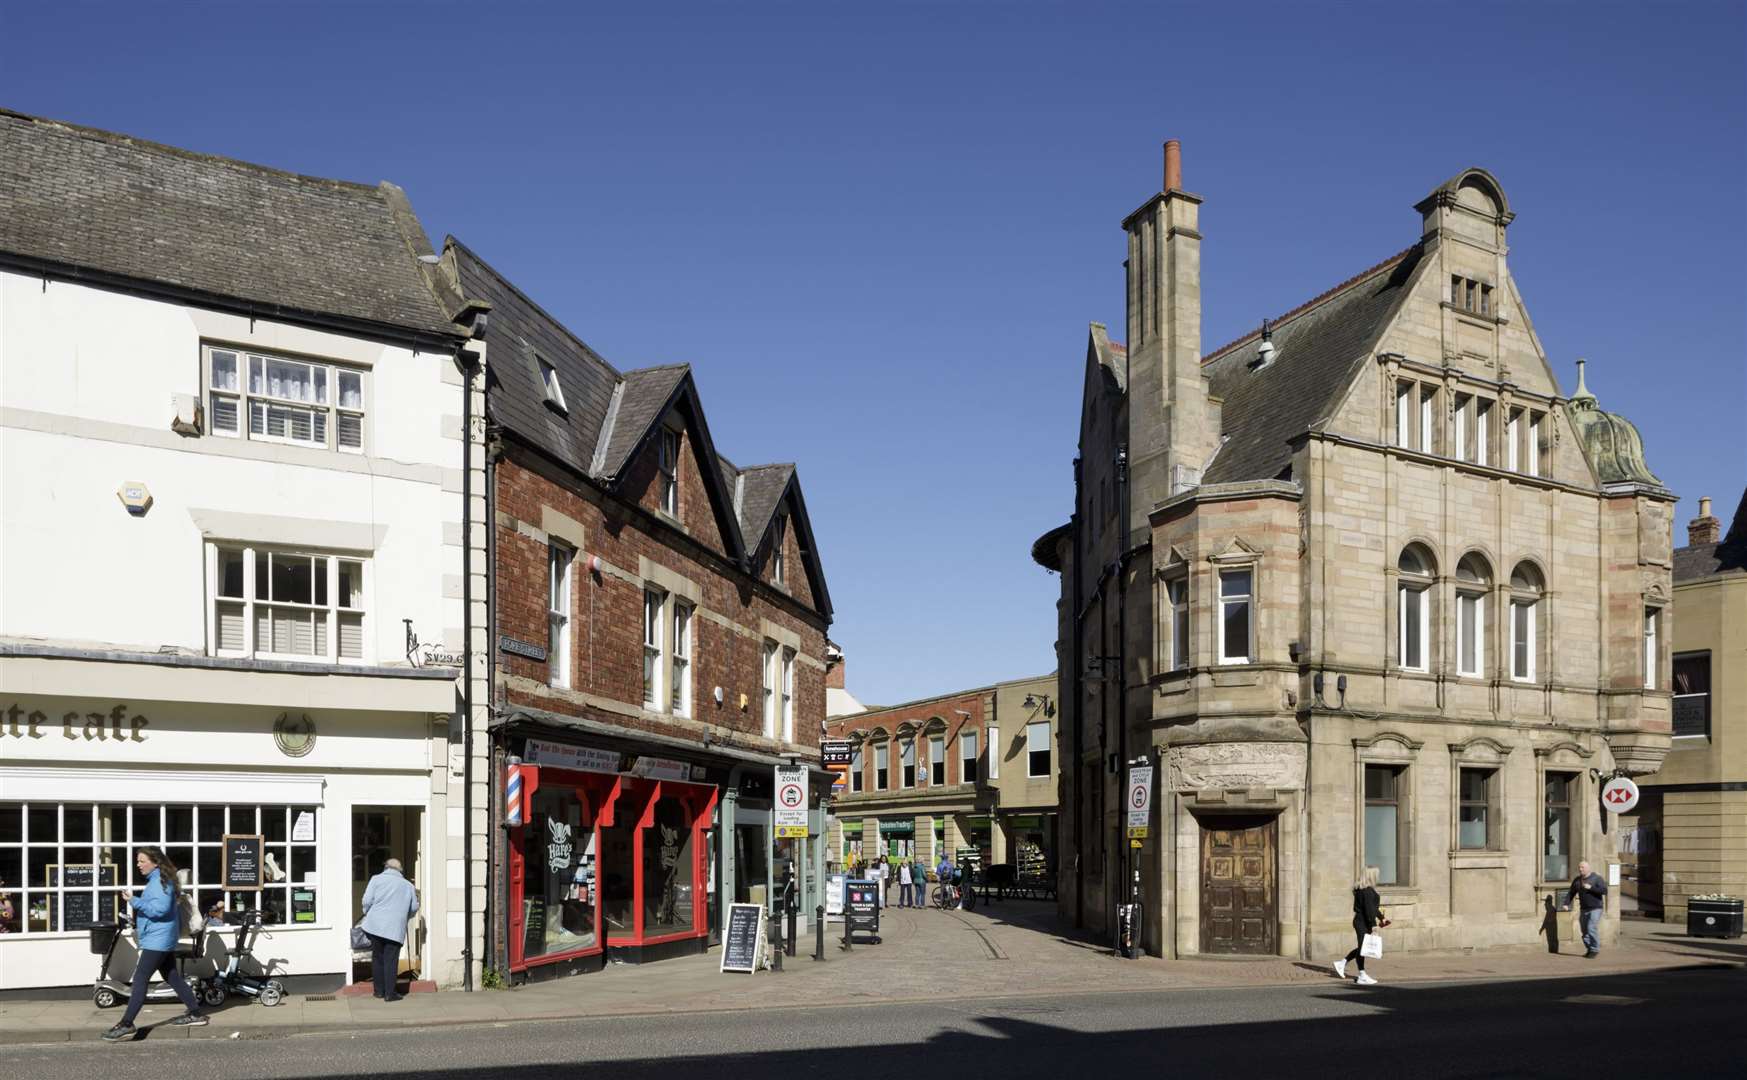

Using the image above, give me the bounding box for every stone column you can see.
[991,814,1010,864]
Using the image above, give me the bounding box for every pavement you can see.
[1,901,1739,1048]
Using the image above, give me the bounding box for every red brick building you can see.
[443,241,832,978]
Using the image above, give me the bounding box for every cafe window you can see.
[1458,768,1497,850]
[204,345,367,453]
[211,545,366,662]
[0,802,319,936]
[1544,772,1575,881]
[1027,721,1051,778]
[1364,765,1407,887]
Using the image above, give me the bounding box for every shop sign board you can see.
[524,739,623,775]
[1126,764,1153,839]
[775,766,809,838]
[223,834,263,890]
[821,739,853,765]
[720,902,766,974]
[1601,776,1640,814]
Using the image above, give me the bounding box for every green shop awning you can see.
[878,819,915,836]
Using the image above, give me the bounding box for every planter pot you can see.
[1686,899,1744,939]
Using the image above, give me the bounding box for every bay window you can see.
[204,345,365,453]
[1643,607,1659,690]
[1218,568,1253,665]
[211,544,365,662]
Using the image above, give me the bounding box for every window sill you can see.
[652,509,686,534]
[1448,850,1509,869]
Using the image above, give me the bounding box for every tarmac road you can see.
[4,964,1738,1079]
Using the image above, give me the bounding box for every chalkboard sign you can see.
[47,864,118,931]
[522,896,547,957]
[719,902,765,974]
[223,835,263,890]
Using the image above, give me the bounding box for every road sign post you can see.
[775,765,809,839]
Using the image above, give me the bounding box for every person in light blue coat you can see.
[102,848,205,1041]
[360,858,420,1001]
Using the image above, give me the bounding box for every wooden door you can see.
[1199,815,1277,955]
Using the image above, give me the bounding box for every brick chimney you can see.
[1687,496,1721,545]
[825,642,846,689]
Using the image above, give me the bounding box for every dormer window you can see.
[537,356,566,412]
[1451,275,1493,316]
[658,427,679,516]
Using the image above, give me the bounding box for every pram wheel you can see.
[200,983,227,1008]
[93,986,120,1009]
[259,980,285,1007]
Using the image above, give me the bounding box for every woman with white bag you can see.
[1334,866,1389,985]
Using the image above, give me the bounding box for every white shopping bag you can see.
[1360,932,1384,960]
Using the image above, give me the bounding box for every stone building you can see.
[1628,491,1746,921]
[1032,142,1676,959]
[437,242,834,978]
[825,673,1058,878]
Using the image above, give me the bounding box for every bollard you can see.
[814,904,825,961]
[767,908,783,972]
[842,908,852,952]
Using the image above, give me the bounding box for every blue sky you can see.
[5,2,1742,705]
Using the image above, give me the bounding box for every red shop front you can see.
[508,765,718,974]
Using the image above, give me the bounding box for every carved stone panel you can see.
[1169,742,1307,792]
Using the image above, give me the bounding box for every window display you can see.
[523,787,595,959]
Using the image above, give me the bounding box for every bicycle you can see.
[931,879,977,911]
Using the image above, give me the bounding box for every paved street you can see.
[4,964,1740,1079]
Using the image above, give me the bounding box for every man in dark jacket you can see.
[1564,860,1609,958]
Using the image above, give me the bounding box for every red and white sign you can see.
[1126,764,1154,832]
[775,765,809,837]
[1601,776,1640,814]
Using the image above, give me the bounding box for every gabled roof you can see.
[1675,488,1747,583]
[0,108,461,341]
[1200,244,1425,484]
[450,239,831,618]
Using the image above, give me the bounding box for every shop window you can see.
[1364,765,1407,886]
[901,739,916,788]
[522,786,595,961]
[211,545,366,662]
[1673,652,1712,738]
[1218,568,1253,665]
[204,344,366,453]
[930,735,946,786]
[1544,772,1575,881]
[643,797,696,937]
[548,543,573,688]
[959,730,978,784]
[851,746,865,793]
[0,802,318,936]
[599,813,637,938]
[1458,768,1497,850]
[1026,721,1051,778]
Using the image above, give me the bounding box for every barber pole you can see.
[505,762,524,826]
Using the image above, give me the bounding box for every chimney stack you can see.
[1163,139,1182,192]
[1688,496,1721,545]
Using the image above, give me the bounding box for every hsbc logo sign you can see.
[1600,776,1640,814]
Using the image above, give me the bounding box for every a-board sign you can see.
[843,877,879,940]
[720,902,766,973]
[825,874,845,917]
[223,834,264,890]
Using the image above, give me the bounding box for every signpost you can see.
[775,765,809,839]
[720,902,767,973]
[223,834,264,890]
[1601,776,1640,814]
[1126,763,1153,841]
[823,739,852,795]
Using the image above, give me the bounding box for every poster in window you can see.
[223,835,264,889]
[291,888,316,924]
[292,811,316,842]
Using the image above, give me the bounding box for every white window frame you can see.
[773,516,787,588]
[1454,394,1470,462]
[658,427,680,517]
[209,543,367,664]
[1166,576,1189,671]
[1026,721,1052,778]
[643,589,666,710]
[874,742,888,790]
[1394,381,1412,448]
[1457,590,1485,678]
[900,738,916,788]
[548,543,573,688]
[1527,413,1542,477]
[1419,385,1435,453]
[851,746,865,793]
[761,640,778,738]
[1643,607,1658,690]
[1510,598,1537,682]
[1217,567,1254,665]
[986,725,1000,780]
[1475,401,1490,467]
[671,601,693,716]
[780,647,796,742]
[959,729,978,784]
[1507,408,1522,472]
[203,344,366,454]
[930,734,946,786]
[1398,580,1429,672]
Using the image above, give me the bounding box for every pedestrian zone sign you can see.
[775,765,809,838]
[1126,764,1153,839]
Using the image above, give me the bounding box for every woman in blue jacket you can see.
[102,848,206,1041]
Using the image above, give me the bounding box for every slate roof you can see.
[450,240,826,599]
[1200,244,1425,484]
[1674,488,1747,583]
[0,108,460,340]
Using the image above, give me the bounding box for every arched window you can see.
[1455,554,1492,678]
[1397,545,1436,672]
[1509,562,1544,682]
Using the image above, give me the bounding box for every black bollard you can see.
[767,908,783,972]
[813,904,826,961]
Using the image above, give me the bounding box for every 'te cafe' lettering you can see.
[2,703,149,743]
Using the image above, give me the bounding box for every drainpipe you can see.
[1070,457,1085,928]
[455,324,484,992]
[485,422,502,974]
[1115,441,1130,952]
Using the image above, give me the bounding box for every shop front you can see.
[0,657,458,995]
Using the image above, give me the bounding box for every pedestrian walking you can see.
[1563,860,1609,958]
[359,857,420,1001]
[897,859,913,907]
[101,847,206,1041]
[1334,865,1388,985]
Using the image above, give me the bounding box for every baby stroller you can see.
[89,911,223,1010]
[206,908,286,1007]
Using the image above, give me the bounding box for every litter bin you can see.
[87,921,120,955]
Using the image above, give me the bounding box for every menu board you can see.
[47,864,118,931]
[223,835,264,890]
[719,902,765,974]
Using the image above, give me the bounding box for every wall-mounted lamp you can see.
[1023,693,1057,718]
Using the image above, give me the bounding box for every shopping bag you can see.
[350,925,371,951]
[1360,932,1383,960]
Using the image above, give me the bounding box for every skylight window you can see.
[538,356,566,412]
